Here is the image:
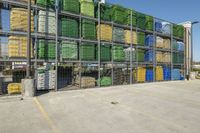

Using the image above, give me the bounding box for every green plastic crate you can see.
[145,15,153,31]
[136,12,146,29]
[60,18,78,38]
[38,40,55,59]
[110,5,128,24]
[113,27,125,43]
[81,1,94,17]
[136,49,144,62]
[80,43,95,60]
[95,3,112,21]
[61,41,78,60]
[36,0,55,7]
[82,19,96,40]
[61,0,80,13]
[137,32,145,45]
[97,77,112,86]
[126,9,136,26]
[96,44,111,61]
[112,45,125,62]
[173,24,184,39]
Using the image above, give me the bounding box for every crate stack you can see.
[112,45,125,62]
[136,49,145,62]
[97,24,112,42]
[80,43,95,61]
[134,67,146,82]
[98,77,112,86]
[124,30,137,44]
[146,69,154,82]
[113,68,125,85]
[38,10,56,34]
[95,3,112,21]
[8,36,33,58]
[96,44,111,61]
[60,18,79,38]
[61,0,80,13]
[61,41,78,60]
[156,66,164,81]
[124,47,136,62]
[75,76,96,88]
[10,8,34,32]
[126,9,136,26]
[137,32,145,45]
[145,15,153,31]
[113,27,125,43]
[38,40,56,59]
[111,5,127,24]
[82,19,96,40]
[80,0,94,17]
[172,69,181,80]
[136,12,146,30]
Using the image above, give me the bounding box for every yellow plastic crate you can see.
[124,30,137,44]
[133,67,146,82]
[163,39,170,49]
[163,53,171,63]
[8,36,33,58]
[156,52,163,62]
[156,66,163,81]
[156,36,164,48]
[7,83,22,94]
[97,24,112,42]
[10,8,34,32]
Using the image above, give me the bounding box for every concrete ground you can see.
[0,80,200,133]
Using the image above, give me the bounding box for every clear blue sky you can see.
[108,0,200,61]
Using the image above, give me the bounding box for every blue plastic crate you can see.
[172,69,181,80]
[145,35,154,47]
[163,66,171,80]
[155,21,162,33]
[146,69,154,82]
[144,50,153,62]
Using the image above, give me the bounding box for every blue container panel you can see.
[146,69,154,82]
[163,67,171,81]
[145,35,154,47]
[155,22,162,33]
[145,50,153,62]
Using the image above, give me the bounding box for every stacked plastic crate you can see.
[61,0,80,13]
[82,19,96,40]
[137,32,145,45]
[10,8,34,32]
[61,41,78,60]
[145,15,153,31]
[124,47,136,62]
[172,69,181,80]
[124,30,137,44]
[136,49,145,62]
[95,3,112,21]
[134,67,146,82]
[8,36,33,58]
[126,9,136,26]
[112,45,125,62]
[38,10,56,34]
[60,17,79,38]
[80,43,95,61]
[146,68,154,82]
[96,44,111,61]
[173,24,184,39]
[111,5,127,24]
[113,27,125,43]
[97,24,112,42]
[136,12,146,29]
[36,0,55,7]
[156,66,164,81]
[38,40,56,59]
[80,0,94,17]
[163,66,171,80]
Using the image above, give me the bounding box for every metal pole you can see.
[171,24,173,80]
[55,0,59,91]
[130,10,133,84]
[191,25,193,72]
[26,0,31,78]
[98,2,101,87]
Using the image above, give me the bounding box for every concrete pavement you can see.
[0,80,200,133]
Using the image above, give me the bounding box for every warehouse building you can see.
[0,0,186,95]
